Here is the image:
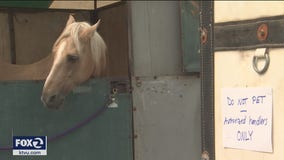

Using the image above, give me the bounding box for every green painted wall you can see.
[180,1,200,72]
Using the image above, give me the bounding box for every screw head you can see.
[200,27,208,45]
[257,23,268,41]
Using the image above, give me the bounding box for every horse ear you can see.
[80,19,101,41]
[66,14,75,26]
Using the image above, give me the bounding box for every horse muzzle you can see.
[41,93,65,109]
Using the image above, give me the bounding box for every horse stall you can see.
[0,1,201,160]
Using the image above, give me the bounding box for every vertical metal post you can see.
[200,1,215,160]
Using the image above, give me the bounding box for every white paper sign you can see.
[221,88,272,152]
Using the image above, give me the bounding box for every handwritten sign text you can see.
[222,88,272,152]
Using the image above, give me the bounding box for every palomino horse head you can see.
[41,15,106,109]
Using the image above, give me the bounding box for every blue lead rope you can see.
[0,102,108,151]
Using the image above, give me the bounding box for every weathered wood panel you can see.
[49,1,120,10]
[97,1,121,9]
[98,3,129,77]
[0,13,10,63]
[49,1,94,10]
[0,55,52,81]
[13,11,90,64]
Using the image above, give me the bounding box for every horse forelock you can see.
[53,22,106,76]
[54,22,89,53]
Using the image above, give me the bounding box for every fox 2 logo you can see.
[13,136,46,150]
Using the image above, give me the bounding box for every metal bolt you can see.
[260,29,265,36]
[200,27,208,45]
[257,23,268,41]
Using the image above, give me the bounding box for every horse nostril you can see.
[49,95,57,103]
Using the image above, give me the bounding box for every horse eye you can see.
[67,54,79,62]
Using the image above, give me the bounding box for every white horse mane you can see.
[54,22,106,76]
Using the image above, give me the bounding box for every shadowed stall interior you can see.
[0,3,129,81]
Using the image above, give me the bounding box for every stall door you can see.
[0,79,133,160]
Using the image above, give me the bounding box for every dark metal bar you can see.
[200,1,215,160]
[215,15,284,51]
